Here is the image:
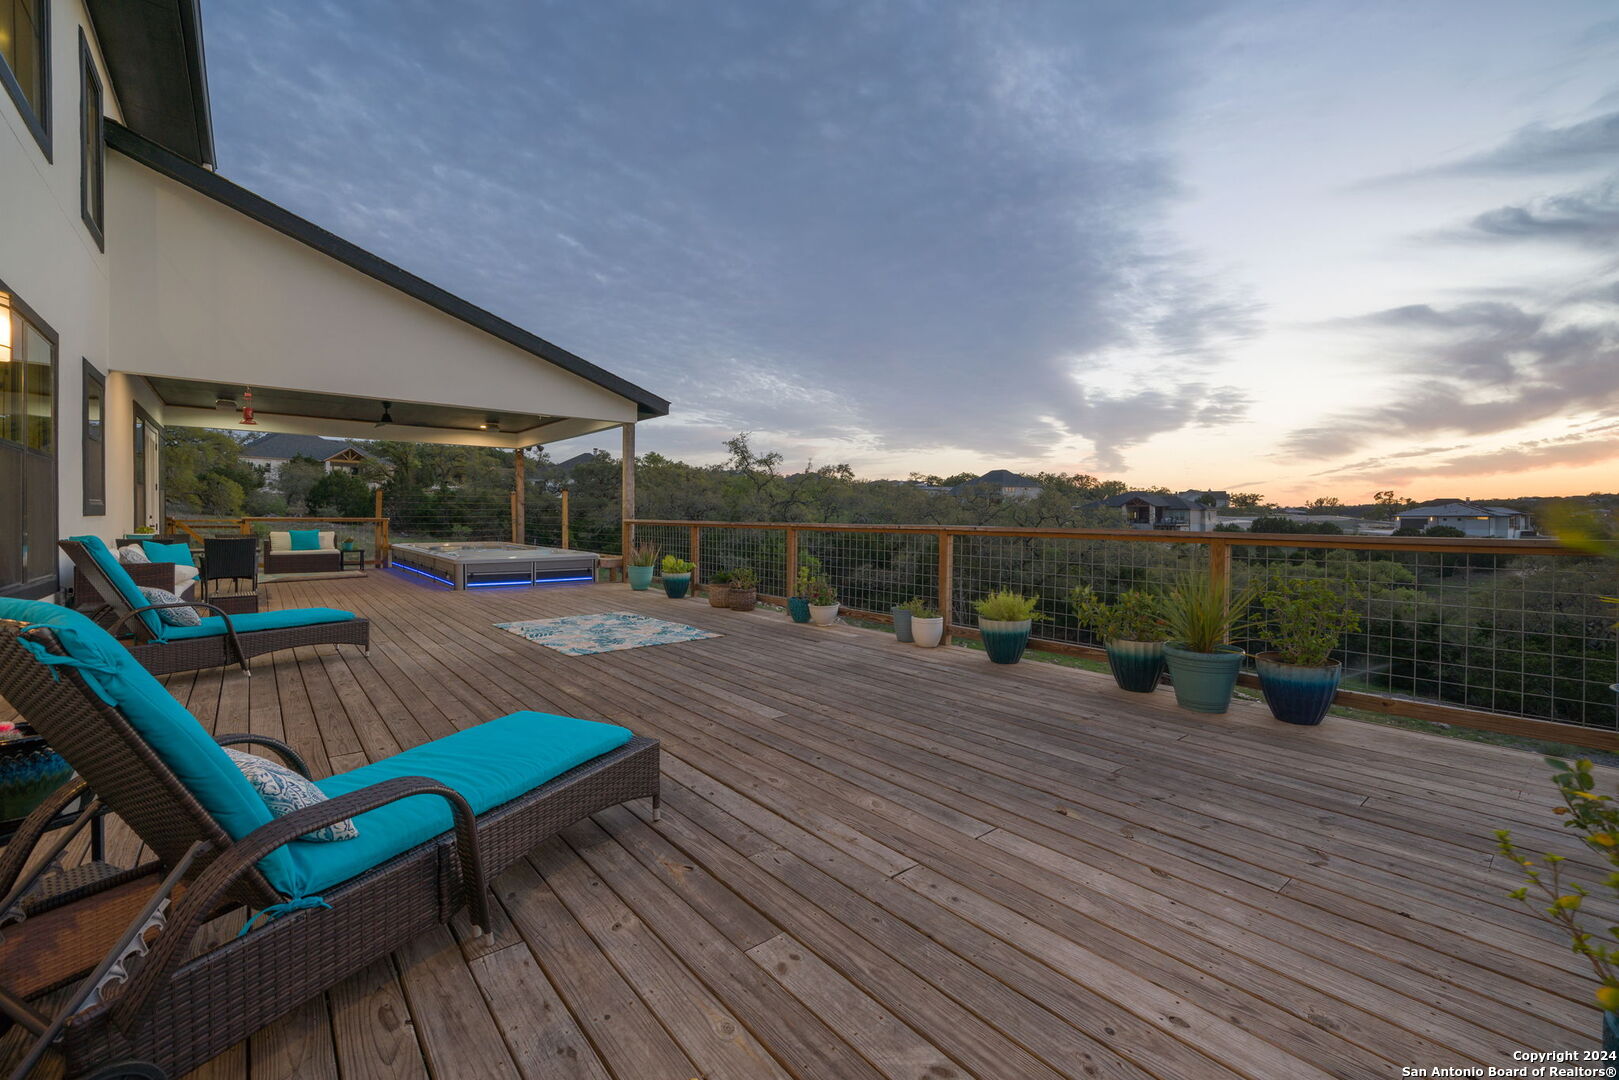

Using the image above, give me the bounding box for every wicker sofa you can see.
[262,529,343,575]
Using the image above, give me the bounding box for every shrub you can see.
[660,555,694,575]
[1260,578,1359,667]
[974,590,1040,622]
[898,597,932,616]
[806,577,837,605]
[1069,587,1166,642]
[729,567,758,589]
[1424,525,1466,538]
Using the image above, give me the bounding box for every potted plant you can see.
[910,604,944,647]
[891,597,928,643]
[1498,758,1619,1055]
[1157,571,1254,713]
[806,576,840,626]
[974,590,1040,664]
[787,557,822,624]
[339,535,356,552]
[660,555,694,599]
[1069,586,1168,692]
[1255,578,1359,725]
[727,567,759,611]
[707,570,734,609]
[627,544,659,591]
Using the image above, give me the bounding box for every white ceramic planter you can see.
[911,616,944,647]
[808,603,840,626]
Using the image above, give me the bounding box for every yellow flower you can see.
[1597,985,1619,1012]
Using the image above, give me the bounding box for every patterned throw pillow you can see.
[223,748,358,842]
[119,544,151,564]
[139,586,202,627]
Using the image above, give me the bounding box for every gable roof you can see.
[1398,501,1521,518]
[240,433,378,463]
[1095,491,1195,510]
[106,122,670,420]
[974,469,1041,488]
[87,0,214,165]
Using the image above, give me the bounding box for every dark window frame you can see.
[0,275,60,601]
[0,0,52,161]
[82,357,105,516]
[78,29,103,249]
[132,400,160,532]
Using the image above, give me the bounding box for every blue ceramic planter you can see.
[1604,1010,1619,1074]
[788,597,811,623]
[1105,639,1166,693]
[891,607,915,643]
[627,565,654,591]
[980,619,1032,664]
[1163,643,1244,713]
[662,572,691,599]
[1256,654,1342,726]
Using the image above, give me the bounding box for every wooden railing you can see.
[626,518,1619,751]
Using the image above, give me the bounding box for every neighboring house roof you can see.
[240,434,378,463]
[87,0,214,166]
[1398,501,1521,518]
[1093,492,1196,510]
[552,452,599,470]
[1178,489,1229,500]
[106,122,671,420]
[951,469,1042,495]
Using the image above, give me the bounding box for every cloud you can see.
[203,0,1251,472]
[1412,109,1619,178]
[1324,425,1619,486]
[1462,176,1619,246]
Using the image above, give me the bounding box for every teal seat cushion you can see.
[163,607,357,641]
[292,711,633,894]
[0,597,302,895]
[69,535,164,640]
[289,530,321,551]
[141,540,195,567]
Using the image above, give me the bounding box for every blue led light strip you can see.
[392,563,454,587]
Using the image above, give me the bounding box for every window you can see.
[82,359,104,515]
[0,282,59,599]
[78,31,103,247]
[0,0,51,158]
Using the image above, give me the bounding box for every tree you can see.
[1229,492,1266,511]
[1303,497,1342,513]
[306,471,375,517]
[276,456,327,513]
[197,473,245,515]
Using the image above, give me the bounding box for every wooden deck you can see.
[6,569,1606,1078]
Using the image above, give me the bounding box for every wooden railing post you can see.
[689,525,701,587]
[786,527,799,597]
[1208,537,1232,608]
[560,490,571,549]
[937,531,954,640]
[512,447,526,544]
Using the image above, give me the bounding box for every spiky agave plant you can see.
[1155,570,1255,653]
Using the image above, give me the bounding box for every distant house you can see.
[951,470,1043,501]
[240,434,383,480]
[1177,490,1230,509]
[1395,501,1530,539]
[1088,492,1220,532]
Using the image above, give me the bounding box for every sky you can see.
[203,0,1619,503]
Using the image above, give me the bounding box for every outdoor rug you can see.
[494,611,719,656]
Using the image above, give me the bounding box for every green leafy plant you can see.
[1155,571,1254,653]
[806,577,837,606]
[338,535,355,546]
[973,590,1041,622]
[1260,578,1359,667]
[709,570,734,585]
[628,543,660,567]
[729,567,758,590]
[132,526,156,535]
[660,555,694,575]
[793,555,824,598]
[1497,758,1619,1014]
[898,597,933,616]
[1069,587,1166,643]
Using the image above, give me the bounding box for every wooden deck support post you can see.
[373,487,388,566]
[620,423,636,558]
[512,447,526,544]
[1208,536,1232,609]
[560,489,570,549]
[785,527,799,598]
[937,531,954,641]
[689,525,701,587]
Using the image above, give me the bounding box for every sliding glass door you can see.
[0,282,58,599]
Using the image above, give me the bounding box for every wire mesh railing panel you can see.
[798,529,938,615]
[1230,544,1619,730]
[385,493,510,544]
[630,525,692,571]
[955,533,1203,642]
[698,527,789,597]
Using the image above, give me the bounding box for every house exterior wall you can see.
[1396,514,1521,539]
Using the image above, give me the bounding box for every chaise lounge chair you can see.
[60,537,369,676]
[0,596,660,1080]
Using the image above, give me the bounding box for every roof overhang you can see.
[87,0,215,166]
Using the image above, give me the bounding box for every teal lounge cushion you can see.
[291,711,633,894]
[69,535,165,640]
[0,597,303,895]
[162,607,357,641]
[141,540,195,567]
[289,530,321,551]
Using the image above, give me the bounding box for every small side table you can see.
[341,548,368,571]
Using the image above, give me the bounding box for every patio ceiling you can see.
[145,376,617,448]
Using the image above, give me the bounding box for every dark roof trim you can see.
[106,121,670,419]
[86,0,214,166]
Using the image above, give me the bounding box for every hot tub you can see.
[390,542,598,589]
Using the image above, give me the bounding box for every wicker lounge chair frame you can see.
[0,618,660,1080]
[60,540,369,677]
[261,536,343,575]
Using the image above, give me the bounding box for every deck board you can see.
[1,570,1605,1078]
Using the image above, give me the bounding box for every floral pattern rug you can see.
[494,611,720,655]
